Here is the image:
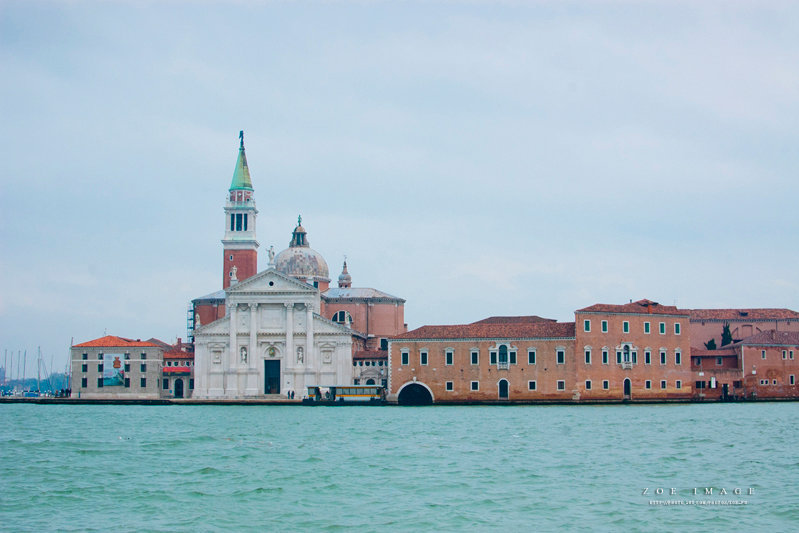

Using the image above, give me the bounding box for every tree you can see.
[704,339,717,350]
[721,323,733,346]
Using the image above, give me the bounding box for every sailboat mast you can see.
[37,347,41,393]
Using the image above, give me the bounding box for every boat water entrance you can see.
[623,378,631,399]
[498,379,509,399]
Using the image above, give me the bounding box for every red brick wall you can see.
[223,249,257,289]
[742,345,799,398]
[574,312,694,400]
[389,338,576,402]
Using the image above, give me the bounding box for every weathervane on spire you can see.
[298,214,302,226]
[239,130,244,148]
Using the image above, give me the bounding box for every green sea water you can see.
[1,403,797,532]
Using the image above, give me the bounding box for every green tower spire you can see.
[230,130,253,191]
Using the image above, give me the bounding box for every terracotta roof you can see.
[146,338,173,349]
[73,335,160,348]
[738,330,799,346]
[164,351,194,360]
[577,299,686,316]
[353,350,387,360]
[323,287,405,302]
[471,315,556,325]
[689,308,799,321]
[392,321,576,340]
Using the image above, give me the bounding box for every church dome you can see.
[275,216,330,282]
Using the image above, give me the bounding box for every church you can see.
[190,133,406,399]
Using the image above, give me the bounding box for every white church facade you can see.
[193,268,360,399]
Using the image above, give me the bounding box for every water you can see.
[1,403,797,532]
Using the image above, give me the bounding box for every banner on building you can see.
[103,353,125,386]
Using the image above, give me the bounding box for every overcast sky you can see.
[1,1,797,376]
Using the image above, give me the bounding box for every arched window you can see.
[498,345,508,366]
[331,310,353,327]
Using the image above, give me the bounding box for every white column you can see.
[246,303,258,396]
[306,302,314,371]
[227,303,237,397]
[285,302,294,396]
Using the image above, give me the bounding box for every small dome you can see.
[275,215,330,282]
[338,260,352,288]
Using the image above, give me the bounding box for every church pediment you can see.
[195,315,230,335]
[227,268,317,295]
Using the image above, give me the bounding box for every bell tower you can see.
[222,130,259,289]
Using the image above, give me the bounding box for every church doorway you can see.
[498,379,509,399]
[397,383,433,406]
[265,360,280,394]
[174,378,184,399]
[366,379,375,385]
[623,378,631,400]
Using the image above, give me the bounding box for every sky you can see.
[1,1,798,377]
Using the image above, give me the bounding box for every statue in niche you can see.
[194,313,201,327]
[240,346,248,363]
[297,346,304,364]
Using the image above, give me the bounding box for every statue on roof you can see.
[298,214,302,226]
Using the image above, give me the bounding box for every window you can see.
[141,353,147,360]
[644,322,651,334]
[141,363,147,373]
[445,350,453,366]
[557,380,565,391]
[498,345,509,367]
[557,349,565,365]
[98,353,103,360]
[420,351,428,365]
[125,363,130,372]
[791,350,795,360]
[124,378,130,388]
[230,214,235,231]
[163,378,169,390]
[616,350,622,364]
[528,380,537,391]
[445,381,453,391]
[762,350,767,360]
[584,349,591,364]
[675,323,681,335]
[659,322,666,334]
[773,379,777,385]
[602,380,609,390]
[243,214,248,231]
[97,378,103,388]
[82,353,88,360]
[509,351,517,365]
[189,379,194,389]
[471,350,479,365]
[645,380,652,389]
[124,353,130,360]
[470,381,479,391]
[81,377,87,388]
[791,375,795,386]
[490,351,497,365]
[660,380,667,390]
[584,319,591,332]
[380,338,388,351]
[601,320,608,333]
[81,364,87,373]
[782,350,787,360]
[401,350,409,365]
[623,321,629,333]
[140,378,147,388]
[602,349,608,365]
[97,364,103,372]
[716,357,723,366]
[528,350,536,365]
[675,351,681,365]
[585,380,592,390]
[676,380,682,389]
[660,351,666,365]
[235,213,242,231]
[644,351,651,365]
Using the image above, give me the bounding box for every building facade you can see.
[70,336,164,399]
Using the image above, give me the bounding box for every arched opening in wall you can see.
[398,383,433,406]
[498,379,509,399]
[366,378,375,385]
[174,378,184,399]
[331,310,353,328]
[623,378,631,400]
